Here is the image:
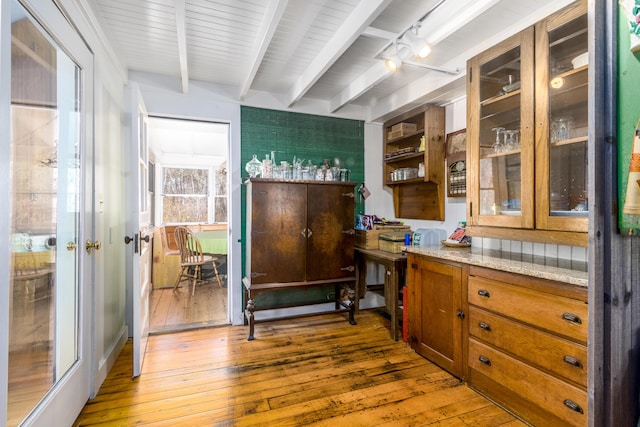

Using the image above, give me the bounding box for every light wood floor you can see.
[150,280,229,334]
[74,310,525,426]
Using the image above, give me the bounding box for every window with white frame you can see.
[161,161,227,223]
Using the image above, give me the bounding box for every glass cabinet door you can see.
[467,28,535,229]
[535,2,588,232]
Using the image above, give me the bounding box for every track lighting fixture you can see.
[381,24,431,72]
[377,0,454,73]
[403,28,431,58]
[384,44,403,71]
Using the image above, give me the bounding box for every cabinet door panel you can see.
[408,255,463,377]
[250,182,306,284]
[535,1,588,232]
[306,183,354,281]
[467,28,535,229]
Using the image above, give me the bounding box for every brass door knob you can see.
[85,239,102,254]
[66,242,77,251]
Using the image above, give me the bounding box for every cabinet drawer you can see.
[469,306,587,387]
[468,275,587,343]
[469,338,587,427]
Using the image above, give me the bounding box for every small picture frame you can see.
[445,128,466,162]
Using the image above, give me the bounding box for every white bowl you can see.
[571,52,588,69]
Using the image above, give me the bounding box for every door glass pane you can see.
[8,2,81,425]
[478,46,523,216]
[547,14,588,215]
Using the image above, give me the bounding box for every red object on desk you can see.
[402,285,408,342]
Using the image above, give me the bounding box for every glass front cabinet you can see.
[466,0,587,241]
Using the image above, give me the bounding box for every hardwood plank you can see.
[74,311,525,427]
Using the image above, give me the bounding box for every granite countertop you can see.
[403,245,588,287]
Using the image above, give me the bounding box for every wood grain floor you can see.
[150,281,229,334]
[74,310,525,426]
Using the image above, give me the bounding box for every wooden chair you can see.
[173,226,222,295]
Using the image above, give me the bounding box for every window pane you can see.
[163,168,208,195]
[163,196,208,222]
[215,197,228,222]
[215,161,227,196]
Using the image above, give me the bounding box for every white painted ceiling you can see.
[88,0,575,123]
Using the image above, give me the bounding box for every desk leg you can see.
[354,254,367,314]
[390,267,399,341]
[245,299,256,340]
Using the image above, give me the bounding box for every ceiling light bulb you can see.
[403,30,431,58]
[385,54,402,72]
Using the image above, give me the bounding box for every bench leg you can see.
[245,299,256,340]
[348,288,357,325]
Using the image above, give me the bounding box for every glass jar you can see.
[261,155,272,178]
[245,154,262,178]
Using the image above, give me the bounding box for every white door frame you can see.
[0,0,95,425]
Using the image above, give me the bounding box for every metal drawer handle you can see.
[477,289,490,298]
[563,399,584,414]
[342,229,355,235]
[479,321,491,331]
[341,265,355,272]
[563,355,583,368]
[342,192,355,198]
[478,355,491,366]
[562,312,582,324]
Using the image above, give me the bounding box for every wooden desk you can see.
[354,248,407,341]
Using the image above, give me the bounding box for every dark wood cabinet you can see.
[244,179,357,339]
[407,253,466,378]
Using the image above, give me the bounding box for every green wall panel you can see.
[240,106,364,309]
[618,11,640,232]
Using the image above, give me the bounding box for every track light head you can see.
[403,29,431,58]
[385,53,402,72]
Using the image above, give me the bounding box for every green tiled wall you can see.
[240,106,365,309]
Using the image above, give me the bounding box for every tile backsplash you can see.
[471,237,588,264]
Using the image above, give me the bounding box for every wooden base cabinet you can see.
[467,266,588,426]
[407,254,466,378]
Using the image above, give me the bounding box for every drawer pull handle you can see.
[562,312,582,324]
[477,289,490,298]
[478,355,491,366]
[563,399,584,414]
[563,355,583,368]
[479,321,491,331]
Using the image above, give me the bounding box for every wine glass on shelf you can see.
[491,127,505,153]
[504,130,519,152]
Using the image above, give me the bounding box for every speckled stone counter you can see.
[403,245,588,287]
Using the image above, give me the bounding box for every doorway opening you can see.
[146,116,230,333]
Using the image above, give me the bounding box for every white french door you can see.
[3,0,94,425]
[126,84,152,378]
